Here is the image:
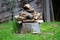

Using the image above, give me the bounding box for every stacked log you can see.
[14,4,43,23]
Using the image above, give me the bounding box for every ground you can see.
[0,21,60,40]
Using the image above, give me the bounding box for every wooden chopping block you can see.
[20,23,41,34]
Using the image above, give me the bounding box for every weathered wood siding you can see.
[0,11,12,22]
[19,0,44,13]
[0,0,12,23]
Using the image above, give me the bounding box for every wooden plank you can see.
[45,0,51,22]
[43,0,46,22]
[50,0,54,21]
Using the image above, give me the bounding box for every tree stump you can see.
[20,23,41,34]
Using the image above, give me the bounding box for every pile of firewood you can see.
[14,4,43,23]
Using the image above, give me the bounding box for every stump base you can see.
[20,23,41,34]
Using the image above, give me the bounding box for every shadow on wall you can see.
[52,0,60,21]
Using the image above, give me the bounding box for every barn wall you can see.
[52,0,60,21]
[0,11,12,23]
[0,0,12,23]
[0,0,54,23]
[43,0,54,22]
[19,0,44,13]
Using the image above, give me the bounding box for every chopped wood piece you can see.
[23,19,35,23]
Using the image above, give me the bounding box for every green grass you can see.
[0,21,60,40]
